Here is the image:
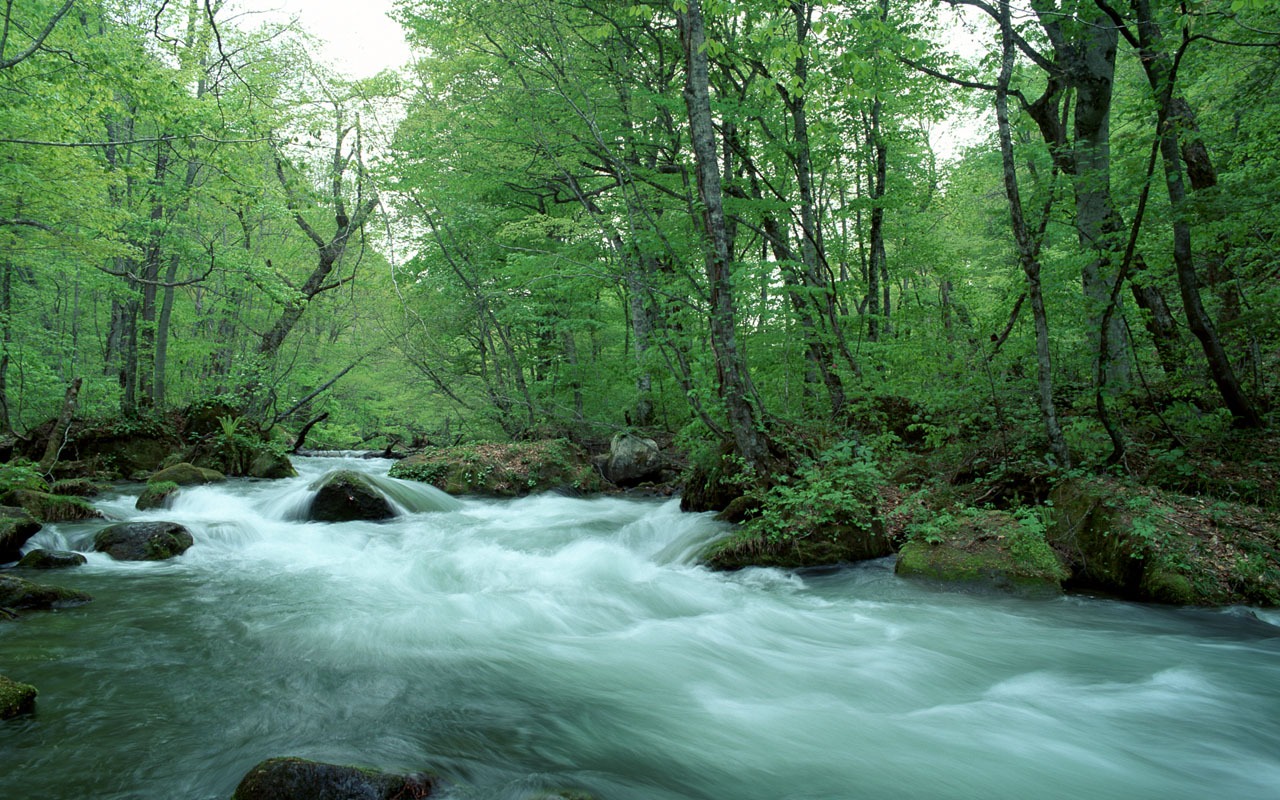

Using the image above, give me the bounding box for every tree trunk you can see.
[996,0,1070,467]
[678,0,770,473]
[39,377,81,473]
[1130,0,1261,427]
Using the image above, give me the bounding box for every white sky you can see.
[250,0,412,79]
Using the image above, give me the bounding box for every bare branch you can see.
[0,0,76,70]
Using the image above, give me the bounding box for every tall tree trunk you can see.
[0,259,11,433]
[678,0,770,472]
[996,0,1070,467]
[1130,0,1261,427]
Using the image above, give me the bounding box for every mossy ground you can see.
[895,509,1069,594]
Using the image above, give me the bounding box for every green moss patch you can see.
[0,675,37,719]
[896,508,1068,594]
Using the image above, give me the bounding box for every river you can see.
[3,455,1279,799]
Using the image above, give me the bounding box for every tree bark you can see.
[678,0,770,473]
[39,377,81,473]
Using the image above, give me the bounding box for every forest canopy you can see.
[1,0,1276,480]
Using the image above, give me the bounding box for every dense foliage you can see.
[1,1,1277,510]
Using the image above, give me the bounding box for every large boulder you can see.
[598,432,665,487]
[93,521,194,561]
[705,519,893,570]
[895,509,1069,594]
[232,757,441,800]
[0,506,42,563]
[148,462,225,486]
[0,675,38,719]
[390,440,604,497]
[308,471,395,522]
[16,549,86,569]
[0,574,92,611]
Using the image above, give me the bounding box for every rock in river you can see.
[307,470,396,522]
[232,757,441,800]
[93,521,194,561]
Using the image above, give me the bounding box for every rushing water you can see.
[3,456,1279,800]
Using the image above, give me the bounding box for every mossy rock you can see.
[0,506,42,563]
[48,478,103,497]
[0,574,92,611]
[0,675,37,719]
[704,519,893,570]
[248,450,297,479]
[0,490,101,523]
[93,521,194,561]
[136,481,180,511]
[895,509,1068,594]
[307,471,395,522]
[1048,477,1280,606]
[231,757,441,800]
[390,440,603,497]
[149,462,225,486]
[534,792,597,800]
[16,549,87,569]
[680,440,748,513]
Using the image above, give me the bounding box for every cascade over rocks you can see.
[0,506,41,563]
[93,521,194,561]
[307,470,396,522]
[0,574,92,611]
[231,757,442,800]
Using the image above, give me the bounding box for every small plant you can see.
[217,415,242,439]
[0,461,49,495]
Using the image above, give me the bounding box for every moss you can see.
[0,675,37,719]
[0,574,93,611]
[136,481,179,511]
[231,757,440,800]
[0,490,101,523]
[704,520,893,570]
[895,509,1068,594]
[390,440,602,497]
[49,478,103,497]
[149,462,225,485]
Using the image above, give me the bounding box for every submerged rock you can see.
[149,462,225,486]
[308,470,396,522]
[0,574,92,611]
[0,506,42,563]
[16,549,87,569]
[231,757,441,800]
[0,675,37,719]
[93,521,194,561]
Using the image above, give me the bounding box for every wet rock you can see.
[0,490,101,523]
[231,757,441,800]
[49,478,104,498]
[0,506,42,563]
[0,675,38,719]
[16,549,87,569]
[598,432,664,487]
[0,574,92,611]
[149,462,225,486]
[93,521,194,561]
[390,440,603,497]
[308,471,395,522]
[136,481,179,511]
[704,519,893,570]
[248,450,297,479]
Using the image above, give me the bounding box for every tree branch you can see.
[0,0,75,70]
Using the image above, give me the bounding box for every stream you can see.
[3,455,1279,799]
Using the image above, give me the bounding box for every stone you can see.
[136,481,179,511]
[248,450,297,479]
[16,549,87,569]
[895,510,1068,595]
[0,574,92,611]
[0,675,37,719]
[0,506,42,563]
[599,432,664,487]
[231,757,441,800]
[308,470,395,522]
[93,521,194,561]
[0,490,100,523]
[149,462,225,486]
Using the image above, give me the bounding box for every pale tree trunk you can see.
[678,0,770,473]
[996,0,1070,467]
